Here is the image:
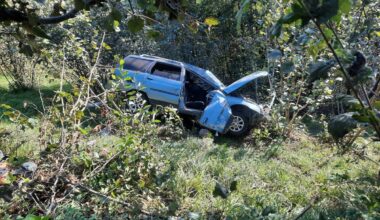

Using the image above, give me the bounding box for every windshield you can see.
[230,76,273,104]
[204,70,224,88]
[184,63,225,89]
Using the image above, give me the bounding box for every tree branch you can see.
[0,8,28,22]
[39,9,79,25]
[0,0,105,25]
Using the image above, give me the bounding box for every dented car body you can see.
[115,55,275,136]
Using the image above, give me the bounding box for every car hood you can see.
[223,71,269,94]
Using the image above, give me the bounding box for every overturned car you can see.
[114,55,275,136]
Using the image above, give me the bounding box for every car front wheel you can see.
[126,92,148,113]
[228,109,251,137]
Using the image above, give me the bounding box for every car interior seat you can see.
[184,77,207,110]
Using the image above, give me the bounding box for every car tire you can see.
[227,109,251,137]
[125,91,149,113]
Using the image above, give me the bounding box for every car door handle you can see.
[147,77,153,80]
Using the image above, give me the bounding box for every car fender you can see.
[225,95,263,125]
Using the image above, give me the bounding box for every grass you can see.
[1,75,379,219]
[0,76,70,159]
[4,128,378,218]
[0,76,70,120]
[153,134,380,219]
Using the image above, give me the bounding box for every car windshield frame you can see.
[184,63,225,89]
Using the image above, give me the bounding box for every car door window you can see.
[124,57,153,72]
[151,62,181,81]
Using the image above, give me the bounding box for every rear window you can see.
[123,57,153,72]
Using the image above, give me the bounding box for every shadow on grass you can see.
[214,136,247,148]
[299,171,380,220]
[0,83,71,120]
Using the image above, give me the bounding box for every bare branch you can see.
[0,0,105,25]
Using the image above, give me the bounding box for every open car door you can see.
[198,91,233,133]
[178,87,233,133]
[178,85,203,118]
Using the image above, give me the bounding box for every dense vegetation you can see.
[0,0,379,219]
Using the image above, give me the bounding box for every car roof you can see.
[128,55,224,88]
[131,54,182,66]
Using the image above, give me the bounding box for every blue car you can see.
[114,55,275,136]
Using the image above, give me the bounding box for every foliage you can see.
[328,112,357,140]
[269,0,380,143]
[0,37,44,90]
[0,0,380,218]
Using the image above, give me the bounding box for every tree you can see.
[0,0,106,24]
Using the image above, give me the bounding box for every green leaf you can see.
[103,16,115,32]
[306,43,320,56]
[316,0,339,24]
[113,20,120,32]
[27,13,39,26]
[146,29,161,40]
[3,111,16,121]
[328,112,357,139]
[76,47,84,56]
[270,22,282,38]
[127,16,144,33]
[20,44,34,57]
[278,1,338,26]
[352,67,372,84]
[323,27,334,40]
[281,12,299,24]
[236,0,251,33]
[23,214,50,220]
[0,104,12,110]
[335,48,353,63]
[31,26,51,39]
[78,126,89,135]
[352,114,370,123]
[374,101,380,110]
[75,111,84,120]
[291,2,310,26]
[352,107,377,124]
[339,0,352,14]
[281,61,295,74]
[204,17,220,26]
[308,60,335,82]
[336,94,360,109]
[110,8,122,22]
[102,42,112,50]
[74,0,85,10]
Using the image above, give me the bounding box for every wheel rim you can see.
[229,115,245,132]
[127,93,146,113]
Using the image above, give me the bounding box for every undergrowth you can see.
[1,74,379,220]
